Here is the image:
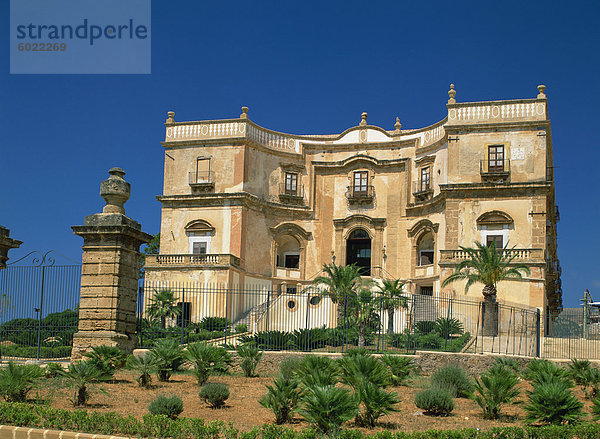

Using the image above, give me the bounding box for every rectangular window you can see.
[486,235,504,249]
[488,145,505,172]
[420,167,431,191]
[285,172,298,195]
[419,250,434,266]
[420,286,433,296]
[284,254,300,269]
[196,158,211,182]
[353,171,368,196]
[192,241,207,255]
[176,302,191,328]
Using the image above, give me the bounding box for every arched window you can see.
[185,220,214,255]
[346,228,371,275]
[417,232,434,266]
[477,211,513,248]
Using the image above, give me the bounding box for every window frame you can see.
[353,171,369,196]
[420,166,431,191]
[488,144,505,173]
[195,157,212,183]
[284,172,298,195]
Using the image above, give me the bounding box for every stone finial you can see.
[537,84,547,99]
[166,111,175,124]
[240,106,249,119]
[360,112,368,126]
[394,117,402,132]
[100,167,131,214]
[448,84,456,104]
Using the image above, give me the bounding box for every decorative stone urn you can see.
[100,167,130,214]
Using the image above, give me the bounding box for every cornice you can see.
[312,155,408,170]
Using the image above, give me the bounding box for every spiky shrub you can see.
[197,317,230,332]
[299,385,358,436]
[338,352,397,428]
[523,359,571,387]
[235,324,248,333]
[59,361,102,406]
[494,357,521,374]
[434,317,464,338]
[259,374,301,424]
[430,365,473,398]
[581,367,600,399]
[524,380,583,425]
[184,342,232,385]
[148,395,183,419]
[472,364,520,419]
[236,343,263,378]
[296,355,339,388]
[415,320,436,334]
[150,338,185,382]
[43,362,64,379]
[354,381,399,428]
[591,394,600,420]
[568,358,591,386]
[83,345,127,381]
[279,357,302,380]
[126,353,158,388]
[199,382,229,409]
[414,387,454,416]
[380,355,414,386]
[0,362,42,402]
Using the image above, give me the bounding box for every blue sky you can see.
[1,0,599,308]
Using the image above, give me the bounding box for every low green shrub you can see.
[235,324,248,333]
[0,345,72,359]
[148,395,183,419]
[430,365,473,397]
[236,343,263,377]
[279,357,301,380]
[259,374,301,424]
[380,355,414,386]
[414,387,454,416]
[434,317,464,338]
[239,331,294,350]
[568,358,591,386]
[494,356,521,374]
[83,345,127,381]
[581,367,600,399]
[472,364,520,419]
[415,320,436,334]
[199,382,229,408]
[196,317,230,332]
[43,362,64,379]
[523,359,571,387]
[296,355,339,387]
[59,360,103,406]
[150,338,185,382]
[524,380,583,425]
[354,381,399,428]
[291,327,328,351]
[338,353,390,388]
[126,353,158,388]
[0,362,42,402]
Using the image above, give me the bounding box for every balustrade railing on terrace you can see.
[440,248,544,262]
[447,99,547,124]
[145,254,241,268]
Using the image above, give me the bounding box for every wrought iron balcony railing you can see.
[188,171,215,186]
[480,160,510,175]
[412,180,434,197]
[278,184,305,204]
[346,185,375,203]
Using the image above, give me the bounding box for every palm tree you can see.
[313,263,363,326]
[147,289,181,329]
[349,287,379,348]
[374,279,408,334]
[441,241,530,336]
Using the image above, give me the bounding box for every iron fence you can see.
[543,306,600,359]
[0,259,81,361]
[138,281,540,357]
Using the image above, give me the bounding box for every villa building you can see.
[144,85,561,326]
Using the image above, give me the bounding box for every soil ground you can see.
[34,370,596,433]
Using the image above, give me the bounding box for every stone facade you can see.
[146,85,561,325]
[0,226,22,269]
[71,168,152,360]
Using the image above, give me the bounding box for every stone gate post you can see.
[71,168,152,361]
[0,226,22,269]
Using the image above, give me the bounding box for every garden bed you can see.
[30,369,596,433]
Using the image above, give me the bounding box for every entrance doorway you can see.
[346,229,371,276]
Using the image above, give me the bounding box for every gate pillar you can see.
[0,226,22,269]
[71,168,152,361]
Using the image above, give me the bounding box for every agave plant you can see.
[150,338,185,382]
[0,362,42,402]
[259,374,302,424]
[59,360,103,406]
[472,364,520,419]
[184,342,232,385]
[126,353,158,388]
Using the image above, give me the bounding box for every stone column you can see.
[0,226,22,269]
[71,168,152,360]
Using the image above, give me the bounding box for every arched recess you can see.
[408,219,439,276]
[346,228,372,275]
[270,223,312,279]
[333,215,386,277]
[184,220,215,254]
[476,210,514,248]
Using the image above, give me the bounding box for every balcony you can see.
[278,184,305,205]
[145,253,241,269]
[412,180,434,202]
[480,160,510,183]
[439,248,544,266]
[346,185,375,204]
[188,171,215,193]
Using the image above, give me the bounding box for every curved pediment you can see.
[270,223,312,241]
[408,219,439,237]
[333,126,395,144]
[333,214,386,231]
[477,210,514,225]
[184,219,215,232]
